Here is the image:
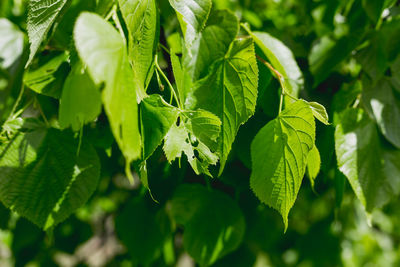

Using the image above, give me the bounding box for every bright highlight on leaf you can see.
[74,12,141,173]
[250,101,315,230]
[335,108,400,212]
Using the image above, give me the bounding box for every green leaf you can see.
[184,10,239,81]
[335,108,400,212]
[171,47,192,104]
[0,128,100,230]
[74,12,141,167]
[362,0,384,23]
[115,197,171,265]
[140,94,179,160]
[307,145,321,191]
[59,63,102,132]
[362,78,400,149]
[187,37,258,173]
[250,100,315,230]
[118,0,158,98]
[309,1,367,85]
[170,184,245,266]
[169,0,212,51]
[26,0,70,67]
[0,18,24,70]
[308,101,330,125]
[182,109,221,151]
[24,51,70,98]
[245,28,303,98]
[163,115,219,177]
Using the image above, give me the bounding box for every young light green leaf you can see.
[163,118,219,177]
[184,10,239,80]
[140,94,179,160]
[169,0,212,51]
[307,145,321,191]
[24,51,70,98]
[0,19,24,70]
[0,128,100,230]
[362,78,400,149]
[74,12,141,168]
[26,0,70,67]
[171,47,192,104]
[335,108,400,212]
[182,109,221,151]
[59,63,102,132]
[118,0,158,98]
[244,28,303,98]
[308,101,330,125]
[186,37,258,174]
[250,101,315,230]
[170,184,245,266]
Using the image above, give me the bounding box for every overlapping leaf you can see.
[26,0,70,66]
[169,0,212,51]
[245,28,303,98]
[59,63,102,131]
[186,37,258,173]
[183,10,239,80]
[362,78,400,149]
[119,0,158,99]
[250,101,315,230]
[0,128,100,229]
[24,51,70,98]
[74,12,141,168]
[163,110,221,176]
[140,94,179,160]
[335,108,400,212]
[0,19,24,70]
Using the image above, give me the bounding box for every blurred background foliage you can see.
[1,0,400,266]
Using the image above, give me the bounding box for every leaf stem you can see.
[8,84,25,119]
[154,54,181,109]
[256,54,298,114]
[112,7,126,41]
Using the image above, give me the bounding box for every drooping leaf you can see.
[335,108,400,212]
[0,128,100,230]
[59,63,102,131]
[74,12,141,167]
[186,37,258,173]
[140,94,179,160]
[115,197,171,265]
[24,51,70,98]
[26,0,70,67]
[308,101,330,125]
[183,10,239,81]
[250,100,315,230]
[244,27,303,98]
[170,184,245,266]
[163,115,219,177]
[362,78,400,149]
[0,18,25,70]
[307,145,321,191]
[118,0,158,99]
[169,0,212,51]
